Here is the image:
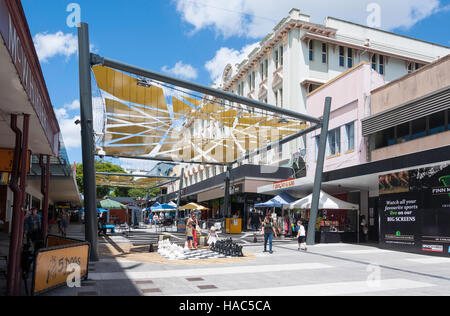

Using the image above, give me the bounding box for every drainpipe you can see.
[15,114,30,295]
[6,114,22,296]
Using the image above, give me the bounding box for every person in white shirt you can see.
[207,226,218,246]
[297,220,307,251]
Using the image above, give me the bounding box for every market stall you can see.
[255,192,298,236]
[286,191,359,244]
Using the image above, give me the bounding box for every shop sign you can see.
[32,241,90,295]
[273,178,295,190]
[0,149,31,173]
[379,163,450,257]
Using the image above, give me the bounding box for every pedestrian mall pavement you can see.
[25,225,450,296]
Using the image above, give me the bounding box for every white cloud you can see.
[55,107,81,149]
[175,0,446,38]
[33,31,78,62]
[205,42,259,85]
[64,99,80,111]
[55,97,105,149]
[162,61,198,79]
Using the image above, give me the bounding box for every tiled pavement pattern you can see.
[7,225,450,296]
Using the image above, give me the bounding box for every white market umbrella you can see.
[286,191,359,210]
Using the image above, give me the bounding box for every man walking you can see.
[261,216,277,254]
[24,208,42,250]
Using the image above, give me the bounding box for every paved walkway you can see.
[38,224,450,296]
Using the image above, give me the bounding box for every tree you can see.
[75,160,163,199]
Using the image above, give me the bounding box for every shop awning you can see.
[254,192,297,208]
[286,191,359,210]
[79,208,109,213]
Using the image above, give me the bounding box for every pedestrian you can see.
[24,208,42,250]
[297,220,307,251]
[191,213,199,249]
[60,211,68,237]
[207,226,218,246]
[261,216,277,254]
[186,221,195,250]
[360,215,368,243]
[250,209,261,232]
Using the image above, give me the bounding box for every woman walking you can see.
[261,216,277,254]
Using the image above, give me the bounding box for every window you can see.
[429,111,446,135]
[327,128,341,156]
[275,46,283,69]
[372,55,377,70]
[264,59,268,79]
[347,48,353,68]
[280,46,284,66]
[397,122,410,143]
[339,46,345,67]
[345,122,355,152]
[379,55,385,75]
[309,40,314,61]
[275,88,283,107]
[322,43,327,64]
[411,117,426,140]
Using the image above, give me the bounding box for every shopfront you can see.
[378,163,450,256]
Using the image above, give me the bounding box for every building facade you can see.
[179,8,449,191]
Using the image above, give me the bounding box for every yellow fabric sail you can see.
[93,65,168,111]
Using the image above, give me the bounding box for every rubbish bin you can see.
[226,218,242,234]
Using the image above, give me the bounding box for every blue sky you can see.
[22,0,450,166]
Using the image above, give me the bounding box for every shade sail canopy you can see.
[92,65,311,164]
[97,199,127,210]
[79,208,109,213]
[254,192,297,208]
[96,174,172,189]
[150,202,177,212]
[286,191,359,210]
[179,202,209,210]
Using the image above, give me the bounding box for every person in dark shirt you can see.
[261,216,277,254]
[24,208,42,248]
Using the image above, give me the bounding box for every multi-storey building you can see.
[169,8,450,224]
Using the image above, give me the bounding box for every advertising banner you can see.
[379,163,450,256]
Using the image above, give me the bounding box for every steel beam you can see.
[98,154,226,167]
[95,172,178,179]
[176,168,185,222]
[231,124,321,165]
[78,23,98,261]
[306,97,332,246]
[93,55,321,124]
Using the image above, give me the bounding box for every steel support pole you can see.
[223,165,231,219]
[78,23,98,261]
[176,168,184,222]
[306,97,332,246]
[39,155,50,242]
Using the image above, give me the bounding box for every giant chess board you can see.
[161,249,232,260]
